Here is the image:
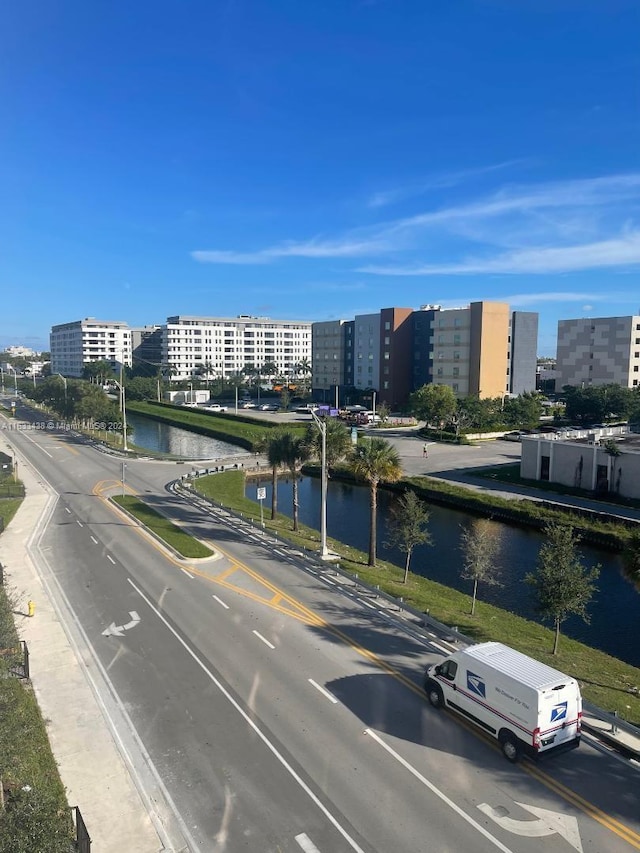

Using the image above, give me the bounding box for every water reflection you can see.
[253,474,639,667]
[127,412,248,460]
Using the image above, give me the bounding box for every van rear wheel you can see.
[427,686,443,708]
[499,732,521,763]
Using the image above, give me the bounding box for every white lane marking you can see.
[296,833,322,853]
[308,679,338,704]
[430,641,450,654]
[91,535,99,545]
[378,610,392,618]
[65,507,71,514]
[253,630,276,650]
[180,568,194,578]
[20,431,53,457]
[323,578,336,585]
[478,803,583,852]
[212,594,229,610]
[365,729,516,853]
[128,578,366,853]
[107,554,116,564]
[358,599,377,609]
[76,519,83,527]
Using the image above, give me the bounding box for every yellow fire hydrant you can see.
[27,600,35,618]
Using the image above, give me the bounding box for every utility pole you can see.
[310,409,329,559]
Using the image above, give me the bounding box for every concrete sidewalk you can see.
[0,438,170,852]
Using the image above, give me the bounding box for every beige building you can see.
[432,301,511,398]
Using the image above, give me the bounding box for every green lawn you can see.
[193,470,640,724]
[112,495,214,558]
[0,556,74,852]
[126,400,306,450]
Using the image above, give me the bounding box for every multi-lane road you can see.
[4,398,640,853]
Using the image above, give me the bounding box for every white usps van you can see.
[423,642,582,762]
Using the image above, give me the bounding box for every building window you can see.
[437,367,443,376]
[454,318,460,327]
[453,352,460,360]
[452,383,459,392]
[453,367,459,377]
[635,366,639,372]
[384,321,391,331]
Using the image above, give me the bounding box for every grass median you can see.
[112,495,214,558]
[192,469,640,724]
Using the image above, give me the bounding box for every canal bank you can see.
[188,469,640,725]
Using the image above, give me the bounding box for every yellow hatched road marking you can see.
[94,483,640,849]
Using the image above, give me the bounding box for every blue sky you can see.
[2,0,639,356]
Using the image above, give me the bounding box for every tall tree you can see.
[459,519,502,615]
[409,383,456,427]
[279,432,311,531]
[258,429,289,520]
[525,523,600,655]
[350,437,402,567]
[385,490,432,583]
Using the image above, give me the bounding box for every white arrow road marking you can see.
[122,611,140,630]
[102,622,125,637]
[102,611,141,638]
[478,802,584,852]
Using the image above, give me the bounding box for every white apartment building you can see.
[556,315,640,389]
[162,315,312,381]
[50,318,132,378]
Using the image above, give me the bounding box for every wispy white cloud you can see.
[359,231,640,276]
[192,171,640,274]
[192,236,390,264]
[367,159,528,209]
[192,250,272,265]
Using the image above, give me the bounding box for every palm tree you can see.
[296,357,312,393]
[351,437,402,566]
[280,431,311,531]
[258,429,289,520]
[304,418,353,476]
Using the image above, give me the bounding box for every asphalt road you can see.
[4,399,640,853]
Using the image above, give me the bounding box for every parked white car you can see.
[205,403,228,412]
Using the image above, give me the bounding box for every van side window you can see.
[440,661,458,681]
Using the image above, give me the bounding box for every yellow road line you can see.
[95,484,640,849]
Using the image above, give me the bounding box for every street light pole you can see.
[310,409,329,559]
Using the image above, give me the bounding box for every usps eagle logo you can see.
[551,701,568,723]
[466,671,486,698]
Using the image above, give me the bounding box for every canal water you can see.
[127,411,248,460]
[252,474,639,668]
[126,413,639,667]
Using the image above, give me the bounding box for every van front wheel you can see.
[499,732,521,763]
[427,686,443,708]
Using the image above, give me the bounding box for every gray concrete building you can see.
[556,315,640,389]
[509,311,539,395]
[311,319,352,405]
